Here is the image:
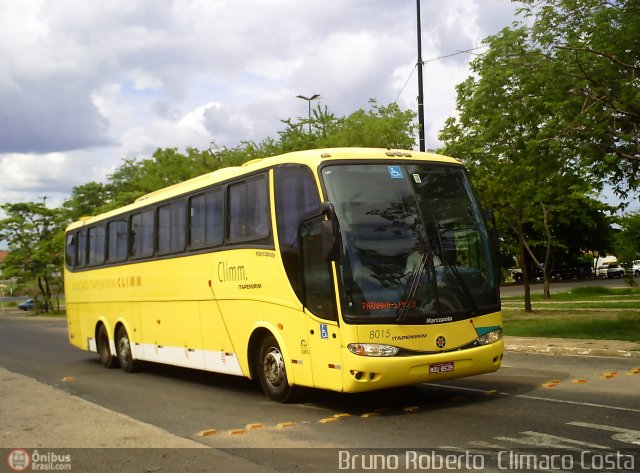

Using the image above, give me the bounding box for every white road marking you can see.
[494,431,609,450]
[425,383,640,414]
[568,422,640,446]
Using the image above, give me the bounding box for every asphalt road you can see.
[0,314,638,472]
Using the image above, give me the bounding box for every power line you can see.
[393,44,488,105]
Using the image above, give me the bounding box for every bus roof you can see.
[65,147,461,231]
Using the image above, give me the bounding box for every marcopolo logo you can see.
[7,449,72,472]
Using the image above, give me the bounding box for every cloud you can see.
[0,0,525,210]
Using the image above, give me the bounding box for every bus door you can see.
[300,217,343,391]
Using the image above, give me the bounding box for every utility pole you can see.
[416,0,426,151]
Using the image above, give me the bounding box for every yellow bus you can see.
[64,147,503,402]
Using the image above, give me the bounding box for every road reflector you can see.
[572,379,588,384]
[245,423,263,431]
[62,377,76,382]
[276,422,295,429]
[196,429,217,437]
[333,413,351,418]
[229,429,245,435]
[402,406,420,413]
[319,417,338,423]
[361,412,379,418]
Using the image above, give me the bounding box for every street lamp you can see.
[296,94,321,133]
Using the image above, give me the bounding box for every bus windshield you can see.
[321,163,499,324]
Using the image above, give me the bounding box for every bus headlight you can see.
[476,328,502,346]
[348,343,400,357]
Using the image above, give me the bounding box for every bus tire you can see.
[97,324,118,369]
[116,325,138,373]
[256,335,294,402]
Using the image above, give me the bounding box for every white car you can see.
[632,260,640,277]
[606,264,625,278]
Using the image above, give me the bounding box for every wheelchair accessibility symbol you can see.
[320,323,329,339]
[388,166,404,179]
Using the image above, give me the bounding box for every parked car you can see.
[606,264,625,278]
[633,260,640,277]
[18,299,34,310]
[595,264,609,278]
[509,268,543,283]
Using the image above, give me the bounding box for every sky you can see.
[0,0,527,211]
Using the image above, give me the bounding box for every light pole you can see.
[296,94,321,133]
[416,0,425,151]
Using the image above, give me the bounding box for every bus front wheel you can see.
[97,324,118,369]
[116,325,138,373]
[256,335,294,402]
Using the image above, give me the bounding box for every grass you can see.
[502,286,640,341]
[502,285,640,302]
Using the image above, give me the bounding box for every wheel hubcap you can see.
[118,335,131,362]
[263,348,285,388]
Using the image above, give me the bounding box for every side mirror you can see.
[320,202,340,262]
[485,208,499,253]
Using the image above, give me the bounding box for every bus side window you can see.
[65,232,77,267]
[274,165,321,302]
[130,210,155,258]
[229,176,269,241]
[158,201,186,254]
[77,229,87,268]
[107,219,128,262]
[88,225,106,266]
[300,217,337,321]
[189,189,224,248]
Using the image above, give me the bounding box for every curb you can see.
[504,336,640,359]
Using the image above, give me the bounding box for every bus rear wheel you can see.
[116,325,138,373]
[256,335,294,402]
[97,324,118,369]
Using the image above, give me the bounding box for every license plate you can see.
[429,362,454,374]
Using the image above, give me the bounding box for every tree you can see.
[615,211,640,263]
[62,181,110,221]
[440,26,592,309]
[104,147,216,209]
[276,99,417,152]
[521,0,640,196]
[0,203,66,312]
[62,99,418,220]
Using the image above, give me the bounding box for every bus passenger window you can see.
[77,229,87,268]
[229,177,269,241]
[158,201,186,254]
[107,219,128,262]
[130,210,154,258]
[88,225,106,266]
[189,189,223,248]
[65,232,77,267]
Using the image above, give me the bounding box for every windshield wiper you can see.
[396,250,429,322]
[445,262,478,314]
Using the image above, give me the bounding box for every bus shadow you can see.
[85,357,548,417]
[88,357,263,397]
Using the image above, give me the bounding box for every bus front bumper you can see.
[340,340,504,393]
